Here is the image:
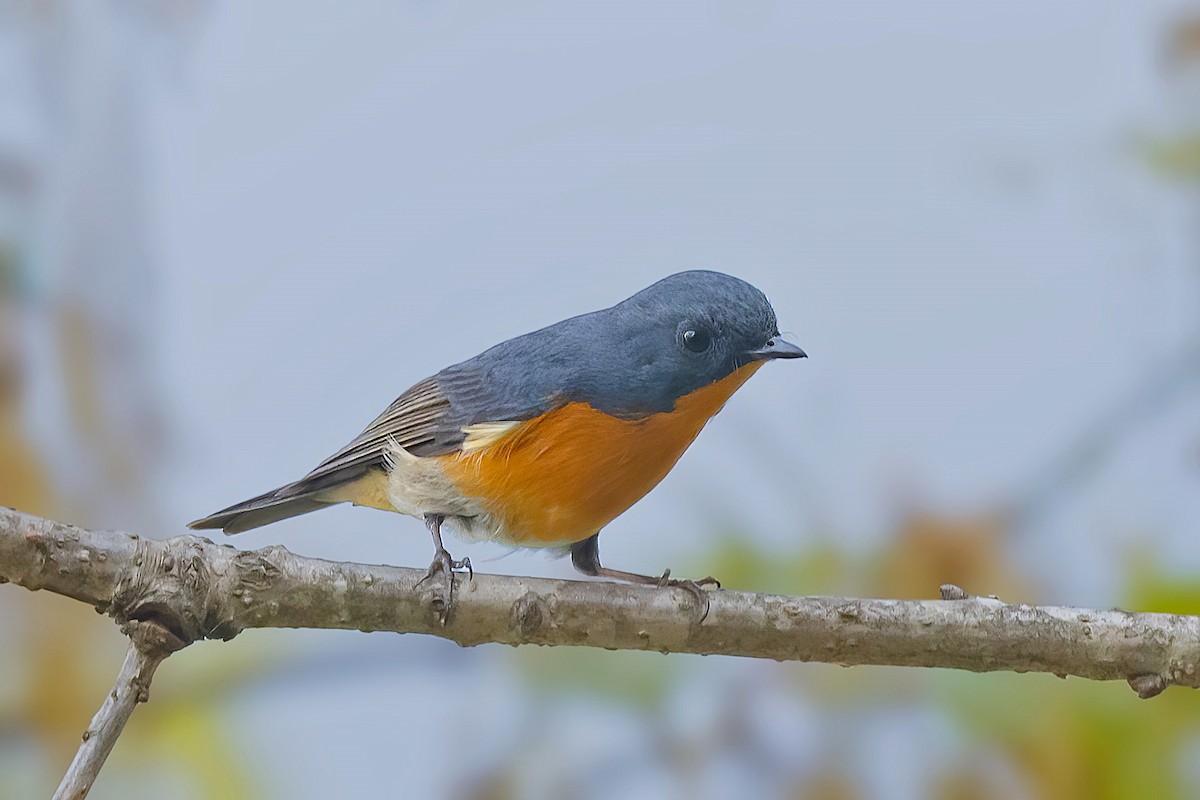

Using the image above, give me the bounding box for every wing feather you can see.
[298,377,465,486]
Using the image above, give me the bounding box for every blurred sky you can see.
[4,1,1200,798]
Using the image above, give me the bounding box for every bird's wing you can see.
[299,377,465,486]
[304,340,579,490]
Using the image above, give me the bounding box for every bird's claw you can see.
[451,555,473,581]
[656,570,720,623]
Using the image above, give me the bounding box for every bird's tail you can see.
[188,466,372,534]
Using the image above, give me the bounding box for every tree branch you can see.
[4,506,1198,691]
[3,506,1200,794]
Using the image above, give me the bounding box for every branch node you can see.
[1127,672,1169,699]
[837,603,861,620]
[121,619,187,692]
[511,590,552,638]
[940,584,971,600]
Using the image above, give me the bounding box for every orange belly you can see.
[439,362,762,546]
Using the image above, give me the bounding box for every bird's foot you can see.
[570,535,719,623]
[416,548,473,625]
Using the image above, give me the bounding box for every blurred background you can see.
[2,1,1200,797]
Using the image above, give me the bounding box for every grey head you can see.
[436,270,805,423]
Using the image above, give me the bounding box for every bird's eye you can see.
[682,328,712,353]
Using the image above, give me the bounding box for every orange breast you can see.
[439,362,763,546]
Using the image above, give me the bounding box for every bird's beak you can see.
[746,337,807,361]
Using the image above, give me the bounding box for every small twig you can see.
[52,621,184,800]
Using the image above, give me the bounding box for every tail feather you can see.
[188,466,372,534]
[188,489,333,534]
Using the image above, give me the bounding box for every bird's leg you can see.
[417,513,472,624]
[570,534,719,622]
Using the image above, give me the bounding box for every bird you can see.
[189,270,805,621]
